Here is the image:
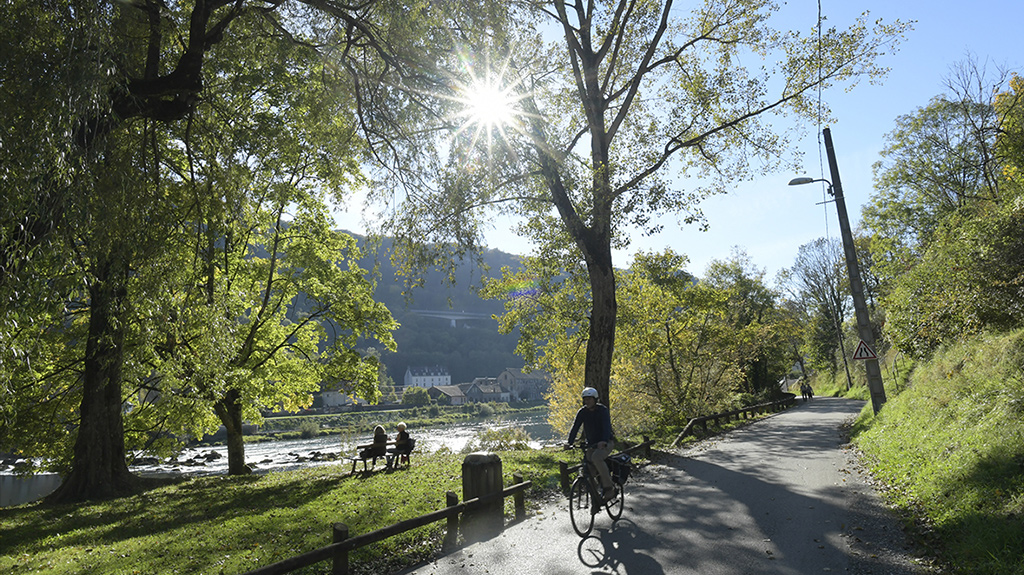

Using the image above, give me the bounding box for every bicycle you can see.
[565,443,631,537]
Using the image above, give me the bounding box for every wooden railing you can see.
[557,437,655,493]
[670,394,797,447]
[240,472,531,575]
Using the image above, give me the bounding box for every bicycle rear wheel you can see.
[606,481,624,520]
[568,477,594,537]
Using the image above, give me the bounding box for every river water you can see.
[1,412,559,506]
[131,411,558,477]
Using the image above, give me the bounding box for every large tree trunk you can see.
[215,389,251,475]
[48,256,139,503]
[583,236,617,410]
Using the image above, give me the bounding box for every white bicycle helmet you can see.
[581,387,599,399]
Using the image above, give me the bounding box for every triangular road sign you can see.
[853,340,877,360]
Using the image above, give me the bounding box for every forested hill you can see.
[348,234,526,385]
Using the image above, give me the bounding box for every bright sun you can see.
[462,78,517,131]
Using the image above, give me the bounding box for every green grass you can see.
[851,330,1024,574]
[0,446,584,575]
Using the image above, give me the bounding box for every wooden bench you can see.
[348,444,388,473]
[347,439,416,473]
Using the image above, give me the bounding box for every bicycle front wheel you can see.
[606,481,624,521]
[568,477,594,537]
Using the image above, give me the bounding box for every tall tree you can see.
[865,63,1024,356]
[155,11,396,475]
[785,238,850,378]
[0,0,256,501]
[367,0,909,407]
[0,0,408,500]
[703,251,788,396]
[864,59,1012,288]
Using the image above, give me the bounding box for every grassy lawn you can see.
[0,447,579,575]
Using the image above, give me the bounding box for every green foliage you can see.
[488,248,793,438]
[374,0,909,420]
[805,303,842,376]
[0,2,399,483]
[866,63,1024,358]
[611,250,742,433]
[298,420,320,439]
[854,330,1024,573]
[703,251,792,396]
[883,198,1024,357]
[864,95,1001,263]
[462,427,533,452]
[402,386,431,406]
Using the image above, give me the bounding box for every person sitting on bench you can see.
[359,425,388,462]
[387,422,412,468]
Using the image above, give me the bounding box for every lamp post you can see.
[790,127,886,414]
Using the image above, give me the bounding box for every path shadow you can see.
[621,398,921,574]
[576,519,666,575]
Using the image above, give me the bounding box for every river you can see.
[1,412,559,506]
[136,411,558,477]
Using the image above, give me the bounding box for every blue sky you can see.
[623,0,1023,283]
[336,0,1022,284]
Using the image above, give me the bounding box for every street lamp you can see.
[790,127,886,414]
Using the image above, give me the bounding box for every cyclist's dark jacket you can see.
[567,403,613,446]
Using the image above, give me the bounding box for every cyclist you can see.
[566,387,617,501]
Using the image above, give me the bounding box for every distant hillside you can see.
[350,235,527,385]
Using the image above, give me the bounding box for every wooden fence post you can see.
[512,472,525,521]
[462,453,503,543]
[642,436,650,458]
[559,461,570,493]
[443,491,459,551]
[332,523,349,575]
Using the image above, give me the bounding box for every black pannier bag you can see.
[607,453,632,484]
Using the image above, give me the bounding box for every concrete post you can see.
[823,127,887,414]
[461,452,503,543]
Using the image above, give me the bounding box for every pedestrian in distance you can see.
[565,387,617,501]
[800,381,814,401]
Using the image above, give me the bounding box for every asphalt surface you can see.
[397,397,930,575]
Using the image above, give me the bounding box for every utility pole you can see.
[822,127,887,414]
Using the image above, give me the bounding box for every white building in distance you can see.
[404,365,451,389]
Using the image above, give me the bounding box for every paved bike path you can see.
[398,397,926,575]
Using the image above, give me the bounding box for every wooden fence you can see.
[557,437,655,493]
[670,394,797,448]
[240,472,531,575]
